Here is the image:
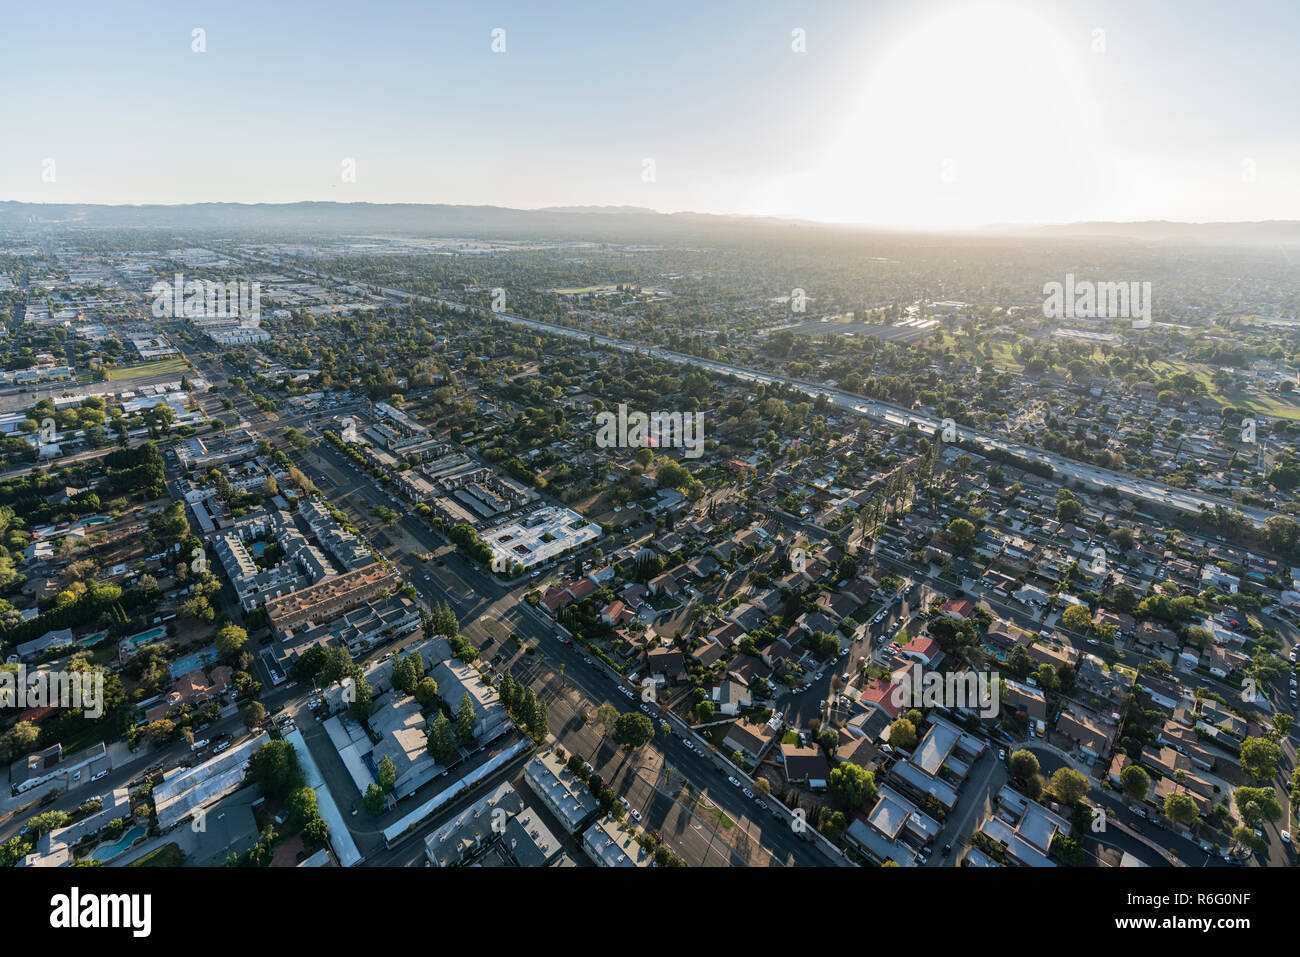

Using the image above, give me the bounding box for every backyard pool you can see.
[91,825,147,862]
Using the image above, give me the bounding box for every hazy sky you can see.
[3,0,1297,228]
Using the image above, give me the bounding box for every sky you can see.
[2,0,1297,228]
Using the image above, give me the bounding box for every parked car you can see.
[90,769,108,782]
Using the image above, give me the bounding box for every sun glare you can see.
[762,4,1103,229]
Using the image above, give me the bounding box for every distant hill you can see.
[1,200,1297,246]
[976,219,1300,245]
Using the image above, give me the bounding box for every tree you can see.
[1264,515,1298,553]
[1240,736,1281,782]
[143,719,176,746]
[363,783,386,816]
[0,720,40,762]
[1164,791,1199,825]
[1049,767,1090,805]
[303,815,330,845]
[426,713,456,762]
[829,763,876,810]
[1051,833,1085,865]
[245,740,303,801]
[1233,786,1281,828]
[391,652,424,696]
[378,755,397,794]
[414,676,439,708]
[288,785,320,829]
[888,718,917,750]
[595,703,619,734]
[242,701,267,732]
[529,699,549,741]
[349,675,373,723]
[215,624,248,659]
[947,518,976,555]
[1007,749,1040,780]
[613,712,654,749]
[455,693,477,747]
[1120,764,1151,802]
[817,728,838,759]
[1060,604,1092,632]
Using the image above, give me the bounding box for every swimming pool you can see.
[126,626,168,646]
[90,825,146,862]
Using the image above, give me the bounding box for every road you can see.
[214,247,1280,531]
[285,427,842,866]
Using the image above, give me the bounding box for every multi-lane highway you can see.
[215,247,1280,531]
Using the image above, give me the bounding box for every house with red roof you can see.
[898,635,941,666]
[940,598,974,620]
[600,600,635,626]
[859,677,904,720]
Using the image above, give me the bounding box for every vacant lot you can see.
[105,357,189,381]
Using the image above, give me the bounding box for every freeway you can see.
[216,245,1280,531]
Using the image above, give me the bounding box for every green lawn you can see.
[128,842,185,867]
[104,357,190,381]
[850,601,882,625]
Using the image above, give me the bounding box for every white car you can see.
[90,769,107,782]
